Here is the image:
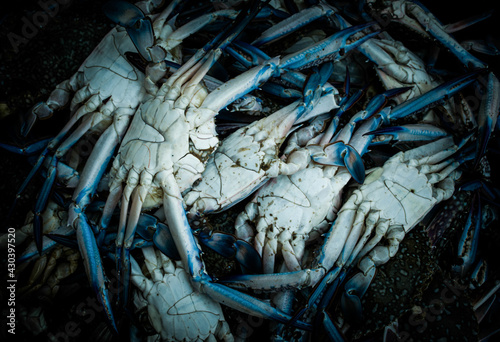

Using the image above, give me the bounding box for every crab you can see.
[130,246,234,342]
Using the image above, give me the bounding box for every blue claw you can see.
[197,228,263,274]
[102,0,146,28]
[462,39,500,56]
[102,1,154,61]
[340,267,376,325]
[312,142,365,183]
[228,40,271,69]
[334,86,412,143]
[260,83,302,99]
[130,213,180,260]
[470,258,488,290]
[338,87,365,115]
[343,145,365,184]
[303,62,334,110]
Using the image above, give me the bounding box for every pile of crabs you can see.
[2,0,500,341]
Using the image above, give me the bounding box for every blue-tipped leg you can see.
[252,2,337,46]
[364,87,412,118]
[366,123,449,144]
[75,212,117,332]
[462,39,500,56]
[229,22,380,73]
[33,157,58,253]
[0,138,51,155]
[18,224,74,263]
[280,22,380,71]
[314,269,349,342]
[388,70,483,121]
[45,233,79,249]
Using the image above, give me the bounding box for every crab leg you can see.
[400,1,487,69]
[367,123,449,144]
[387,69,482,121]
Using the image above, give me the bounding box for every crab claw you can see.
[311,142,365,184]
[303,62,334,108]
[197,229,263,274]
[102,0,154,62]
[133,213,181,261]
[102,0,146,27]
[340,267,376,325]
